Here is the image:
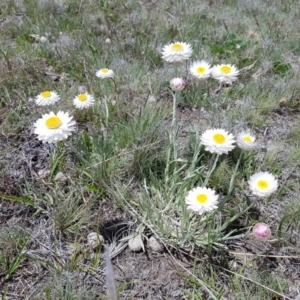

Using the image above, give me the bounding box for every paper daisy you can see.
[189,60,211,79]
[211,64,239,84]
[73,93,95,109]
[185,187,219,215]
[248,172,278,197]
[35,91,60,106]
[201,129,236,155]
[161,42,192,63]
[170,77,186,91]
[34,111,76,143]
[95,68,114,79]
[237,131,258,151]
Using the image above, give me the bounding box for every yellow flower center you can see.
[257,180,269,190]
[220,65,232,74]
[196,194,208,204]
[78,94,88,102]
[41,91,51,98]
[171,43,184,51]
[45,116,62,129]
[196,66,206,74]
[243,135,253,143]
[101,68,109,73]
[213,133,226,144]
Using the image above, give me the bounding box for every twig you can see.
[229,251,300,259]
[105,246,119,300]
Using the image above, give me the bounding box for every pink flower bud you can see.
[170,77,186,91]
[252,223,271,240]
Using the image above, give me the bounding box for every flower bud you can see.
[170,77,186,91]
[252,223,271,240]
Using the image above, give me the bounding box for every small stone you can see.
[54,172,67,182]
[279,98,287,106]
[40,36,48,43]
[128,236,143,252]
[148,236,164,252]
[147,95,156,104]
[78,85,87,94]
[37,169,50,179]
[87,232,104,249]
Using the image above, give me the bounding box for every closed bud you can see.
[170,77,186,91]
[252,223,271,240]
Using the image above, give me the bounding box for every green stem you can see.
[175,64,178,77]
[203,154,219,187]
[164,132,172,185]
[205,79,210,98]
[49,141,64,181]
[172,91,178,162]
[165,91,179,184]
[228,150,244,195]
[103,96,109,127]
[110,78,117,94]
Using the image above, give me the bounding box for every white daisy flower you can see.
[201,129,236,155]
[95,68,114,79]
[170,77,186,91]
[189,60,211,79]
[35,91,60,106]
[211,64,239,84]
[161,42,192,63]
[34,111,76,143]
[73,93,95,109]
[185,187,219,215]
[248,172,278,197]
[237,131,258,151]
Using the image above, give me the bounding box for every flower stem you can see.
[172,91,178,162]
[228,150,243,195]
[103,96,109,127]
[110,78,117,94]
[203,154,219,187]
[164,132,172,184]
[175,64,178,77]
[165,91,179,183]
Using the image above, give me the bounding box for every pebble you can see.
[54,172,68,182]
[128,235,143,252]
[87,232,104,249]
[148,236,164,253]
[37,169,50,179]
